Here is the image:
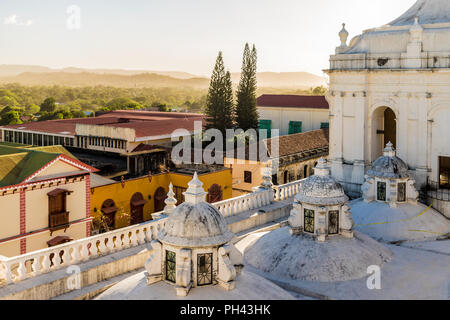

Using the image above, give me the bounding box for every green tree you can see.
[106,97,142,110]
[25,104,40,115]
[235,43,259,132]
[205,52,235,136]
[312,86,327,95]
[40,97,57,113]
[151,102,169,112]
[0,95,18,108]
[1,111,22,125]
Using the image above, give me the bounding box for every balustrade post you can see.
[17,261,26,281]
[106,236,115,252]
[71,246,81,264]
[42,254,51,273]
[2,262,12,284]
[130,231,138,246]
[62,248,71,266]
[137,228,146,244]
[98,239,108,254]
[32,257,41,276]
[80,243,90,262]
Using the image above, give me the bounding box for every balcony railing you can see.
[424,181,450,202]
[273,179,305,201]
[0,216,167,286]
[213,188,273,218]
[49,212,70,231]
[0,184,289,287]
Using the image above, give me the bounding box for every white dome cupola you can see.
[144,173,242,297]
[289,158,354,241]
[362,142,419,207]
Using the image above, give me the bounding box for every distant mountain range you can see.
[0,65,327,89]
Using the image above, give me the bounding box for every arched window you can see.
[130,192,147,225]
[304,165,309,178]
[101,199,118,229]
[207,184,223,203]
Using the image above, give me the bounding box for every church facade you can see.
[325,0,450,197]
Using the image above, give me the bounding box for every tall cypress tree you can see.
[205,52,235,136]
[236,43,259,132]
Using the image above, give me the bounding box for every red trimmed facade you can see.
[20,188,26,254]
[85,174,91,237]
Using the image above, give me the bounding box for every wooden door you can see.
[130,193,145,225]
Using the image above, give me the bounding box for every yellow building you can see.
[90,168,232,231]
[0,144,97,257]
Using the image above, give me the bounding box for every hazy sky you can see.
[0,0,417,77]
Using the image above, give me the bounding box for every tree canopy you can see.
[236,43,259,132]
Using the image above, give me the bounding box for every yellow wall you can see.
[90,169,232,229]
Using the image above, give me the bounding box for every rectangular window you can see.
[48,190,69,231]
[165,250,176,283]
[304,209,315,234]
[244,171,252,184]
[321,122,330,129]
[397,183,406,202]
[259,120,272,138]
[197,253,213,286]
[377,182,387,201]
[288,121,302,134]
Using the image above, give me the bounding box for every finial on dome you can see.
[183,172,207,205]
[314,158,330,177]
[260,164,274,189]
[339,23,349,44]
[336,23,349,53]
[383,142,396,157]
[164,183,177,215]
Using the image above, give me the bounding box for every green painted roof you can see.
[0,145,77,188]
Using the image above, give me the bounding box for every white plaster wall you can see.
[257,107,329,136]
[327,69,450,191]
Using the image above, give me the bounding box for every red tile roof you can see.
[266,128,329,158]
[3,111,205,140]
[257,95,329,109]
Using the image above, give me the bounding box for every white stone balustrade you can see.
[0,180,304,287]
[213,189,273,217]
[0,216,167,286]
[273,179,305,201]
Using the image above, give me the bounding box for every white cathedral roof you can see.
[244,228,393,282]
[342,0,450,55]
[350,199,449,242]
[96,269,295,300]
[388,0,450,26]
